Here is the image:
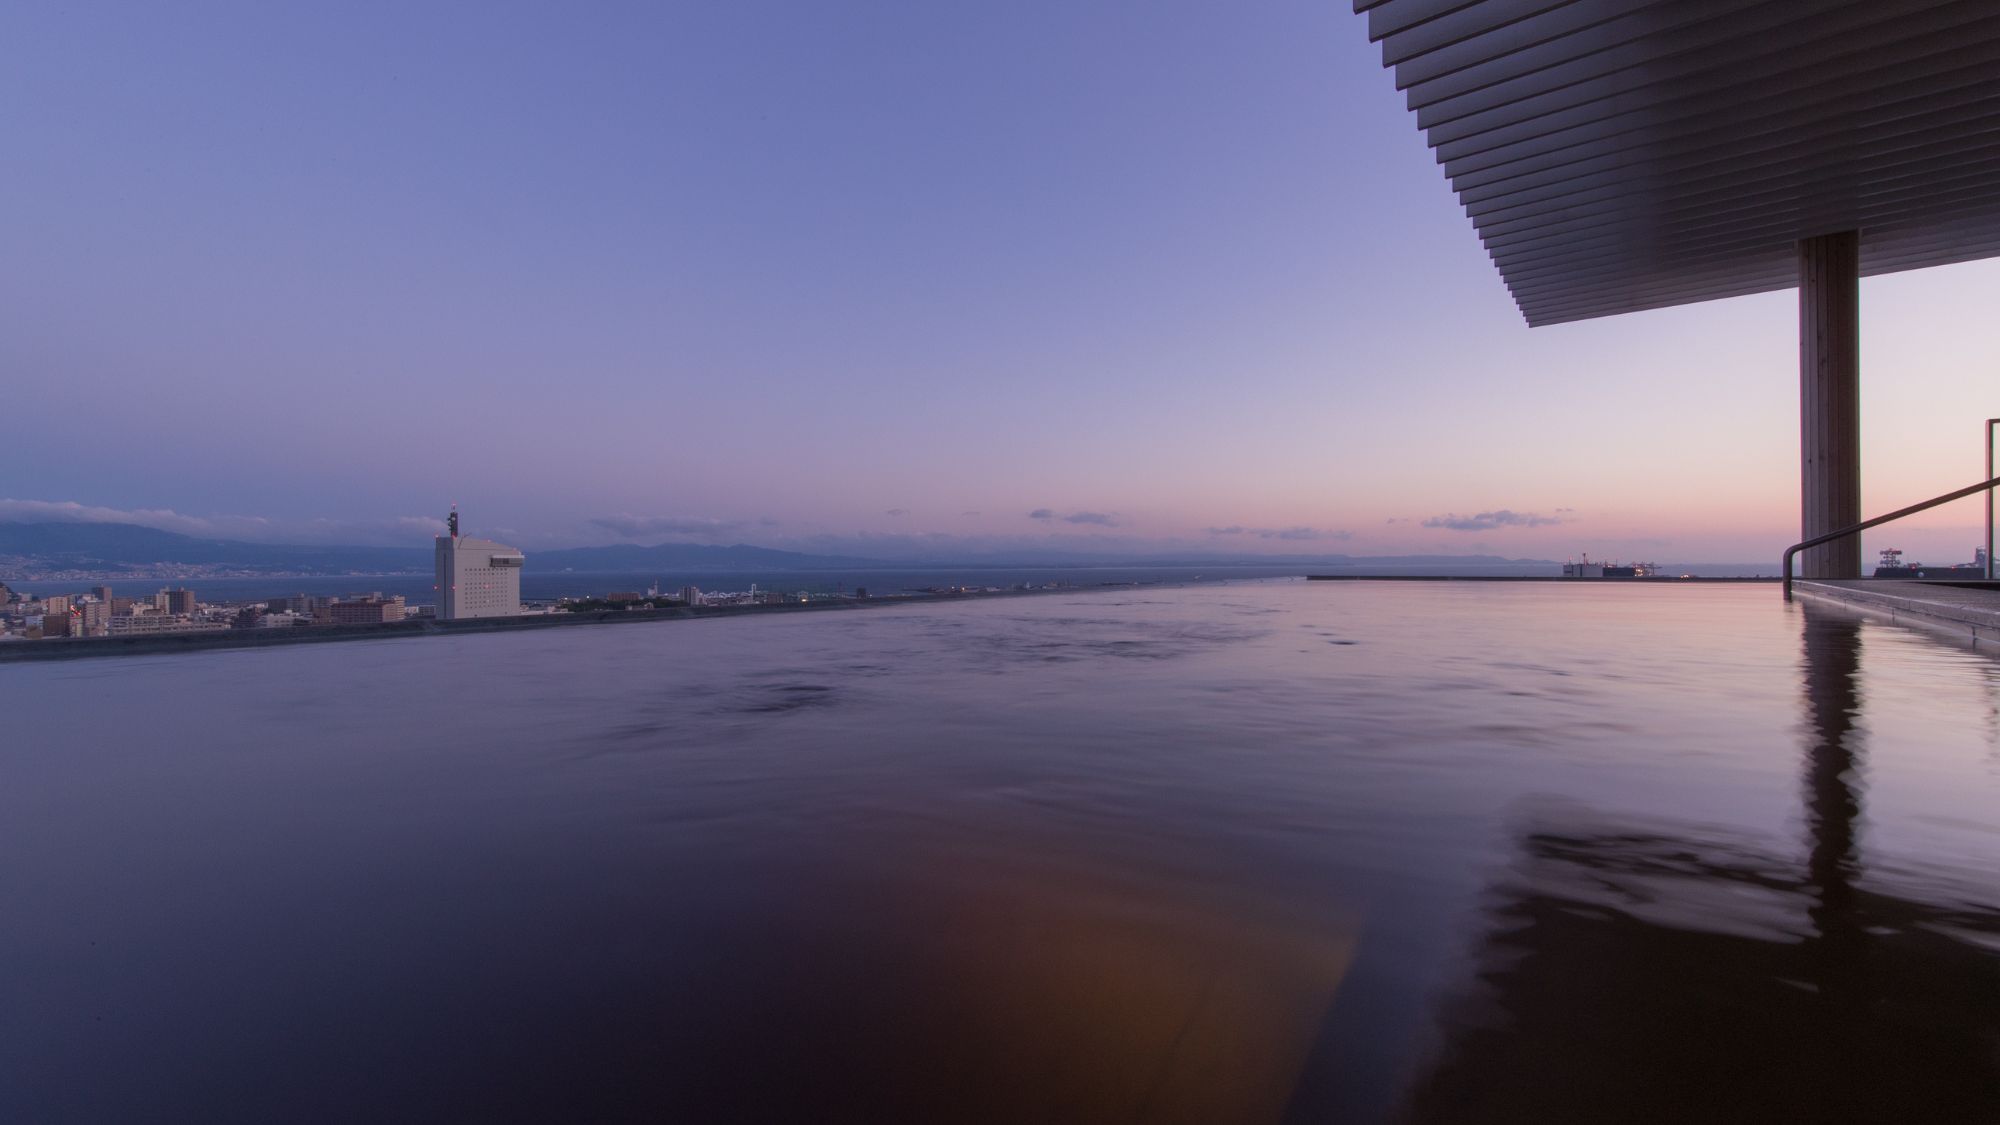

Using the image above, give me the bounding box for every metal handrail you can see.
[1987,418,1997,580]
[1783,474,2000,599]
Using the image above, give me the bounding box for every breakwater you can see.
[1305,574,1777,582]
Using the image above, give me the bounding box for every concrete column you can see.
[1798,231,1861,579]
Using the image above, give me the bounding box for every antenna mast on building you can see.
[449,504,460,539]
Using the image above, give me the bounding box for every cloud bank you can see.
[1206,525,1352,541]
[0,498,244,537]
[0,498,470,545]
[1027,508,1120,527]
[588,514,759,541]
[1421,509,1563,531]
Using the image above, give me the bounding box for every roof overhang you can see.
[1357,0,2000,325]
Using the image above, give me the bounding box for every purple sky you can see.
[5,2,1996,564]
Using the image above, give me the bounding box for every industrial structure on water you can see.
[1561,554,1659,579]
[1873,547,1990,580]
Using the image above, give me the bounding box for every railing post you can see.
[1988,418,1996,580]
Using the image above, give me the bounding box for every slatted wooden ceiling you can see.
[1356,0,2000,325]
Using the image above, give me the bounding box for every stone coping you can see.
[1792,580,2000,652]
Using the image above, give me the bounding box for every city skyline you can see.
[5,3,1997,564]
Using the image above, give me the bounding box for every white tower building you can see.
[434,508,525,620]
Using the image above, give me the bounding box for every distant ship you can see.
[1873,546,1989,579]
[1561,554,1660,578]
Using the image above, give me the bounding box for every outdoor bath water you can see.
[6,580,1997,1122]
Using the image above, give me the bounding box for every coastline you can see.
[0,584,1122,664]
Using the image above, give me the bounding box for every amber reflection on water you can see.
[737,838,1356,1124]
[3,583,1999,1123]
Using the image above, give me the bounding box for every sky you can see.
[4,1,1997,564]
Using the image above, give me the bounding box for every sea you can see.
[2,560,1779,605]
[6,579,1995,1122]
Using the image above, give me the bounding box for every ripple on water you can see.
[721,682,838,715]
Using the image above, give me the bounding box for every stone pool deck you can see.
[1793,579,2000,652]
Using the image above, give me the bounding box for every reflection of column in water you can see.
[1797,603,1866,1081]
[1800,605,1863,912]
[1984,661,2000,767]
[1394,609,2000,1123]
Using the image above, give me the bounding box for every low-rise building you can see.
[107,615,228,636]
[325,596,406,626]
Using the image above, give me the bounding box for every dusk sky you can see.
[6,2,1997,563]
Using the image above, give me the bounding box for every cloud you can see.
[1206,524,1351,541]
[0,498,472,545]
[885,508,908,517]
[1027,508,1120,526]
[0,498,232,536]
[589,514,753,540]
[777,528,1175,562]
[1421,509,1563,531]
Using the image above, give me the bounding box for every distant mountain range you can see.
[533,542,890,571]
[0,521,431,575]
[0,522,892,578]
[0,520,1558,580]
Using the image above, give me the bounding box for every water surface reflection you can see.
[3,584,1997,1122]
[1403,607,2000,1123]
